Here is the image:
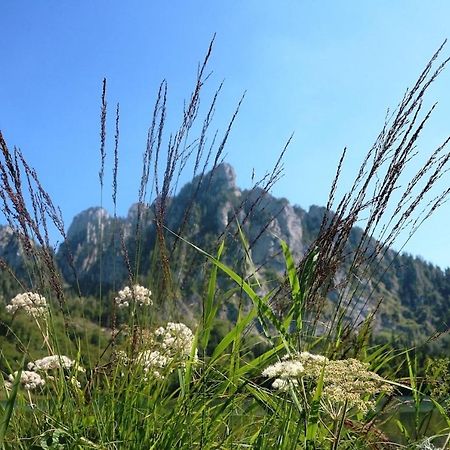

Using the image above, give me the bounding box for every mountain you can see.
[0,225,25,297]
[0,225,27,273]
[56,163,307,293]
[0,163,449,351]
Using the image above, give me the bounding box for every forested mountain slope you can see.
[0,163,449,351]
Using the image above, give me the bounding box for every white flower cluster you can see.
[262,352,319,392]
[8,370,45,391]
[113,350,129,365]
[262,351,393,412]
[416,438,439,450]
[262,359,305,391]
[116,322,197,381]
[6,292,47,317]
[5,355,85,393]
[137,350,170,380]
[153,322,196,358]
[115,284,152,309]
[28,355,84,373]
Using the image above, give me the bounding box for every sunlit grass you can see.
[1,39,450,449]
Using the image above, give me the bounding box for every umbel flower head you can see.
[262,359,305,380]
[28,355,84,373]
[8,370,45,391]
[152,322,197,359]
[416,438,439,450]
[137,350,170,380]
[262,352,325,392]
[115,284,152,308]
[6,292,47,317]
[119,322,197,380]
[262,351,393,412]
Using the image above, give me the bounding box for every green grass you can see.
[0,240,449,449]
[1,38,450,449]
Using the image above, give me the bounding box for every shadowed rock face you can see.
[209,162,238,192]
[56,207,128,291]
[67,208,110,247]
[0,225,24,269]
[1,163,449,350]
[53,162,308,293]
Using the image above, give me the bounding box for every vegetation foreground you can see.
[1,40,450,449]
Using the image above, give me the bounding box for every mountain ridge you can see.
[0,162,449,351]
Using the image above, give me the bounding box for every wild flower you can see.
[262,352,393,412]
[272,378,299,392]
[8,370,45,391]
[125,322,197,380]
[28,355,84,373]
[416,438,439,450]
[295,351,329,377]
[261,359,305,379]
[137,350,170,379]
[321,358,393,412]
[262,351,324,390]
[114,284,152,308]
[108,350,130,377]
[298,351,328,363]
[152,322,197,359]
[5,292,47,317]
[113,350,129,365]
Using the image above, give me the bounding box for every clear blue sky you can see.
[1,1,450,268]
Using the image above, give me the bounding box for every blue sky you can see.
[1,1,450,268]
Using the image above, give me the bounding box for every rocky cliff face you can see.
[0,225,39,297]
[54,163,308,293]
[1,163,449,350]
[0,225,26,272]
[57,207,128,291]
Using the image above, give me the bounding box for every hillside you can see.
[0,163,449,352]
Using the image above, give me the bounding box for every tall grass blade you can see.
[201,240,225,350]
[0,366,22,447]
[305,363,325,447]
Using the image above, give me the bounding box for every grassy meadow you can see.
[0,40,450,449]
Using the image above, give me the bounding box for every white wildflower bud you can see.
[28,355,84,372]
[8,370,45,391]
[272,378,299,391]
[262,360,305,379]
[6,292,47,317]
[153,322,197,359]
[137,350,170,379]
[114,285,152,308]
[262,352,393,412]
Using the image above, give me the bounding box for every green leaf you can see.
[212,306,258,361]
[236,343,285,377]
[305,364,325,445]
[280,239,300,298]
[0,366,22,446]
[201,240,225,349]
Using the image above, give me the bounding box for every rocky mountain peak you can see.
[127,203,153,222]
[0,162,448,350]
[0,224,14,241]
[211,162,237,188]
[66,207,109,239]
